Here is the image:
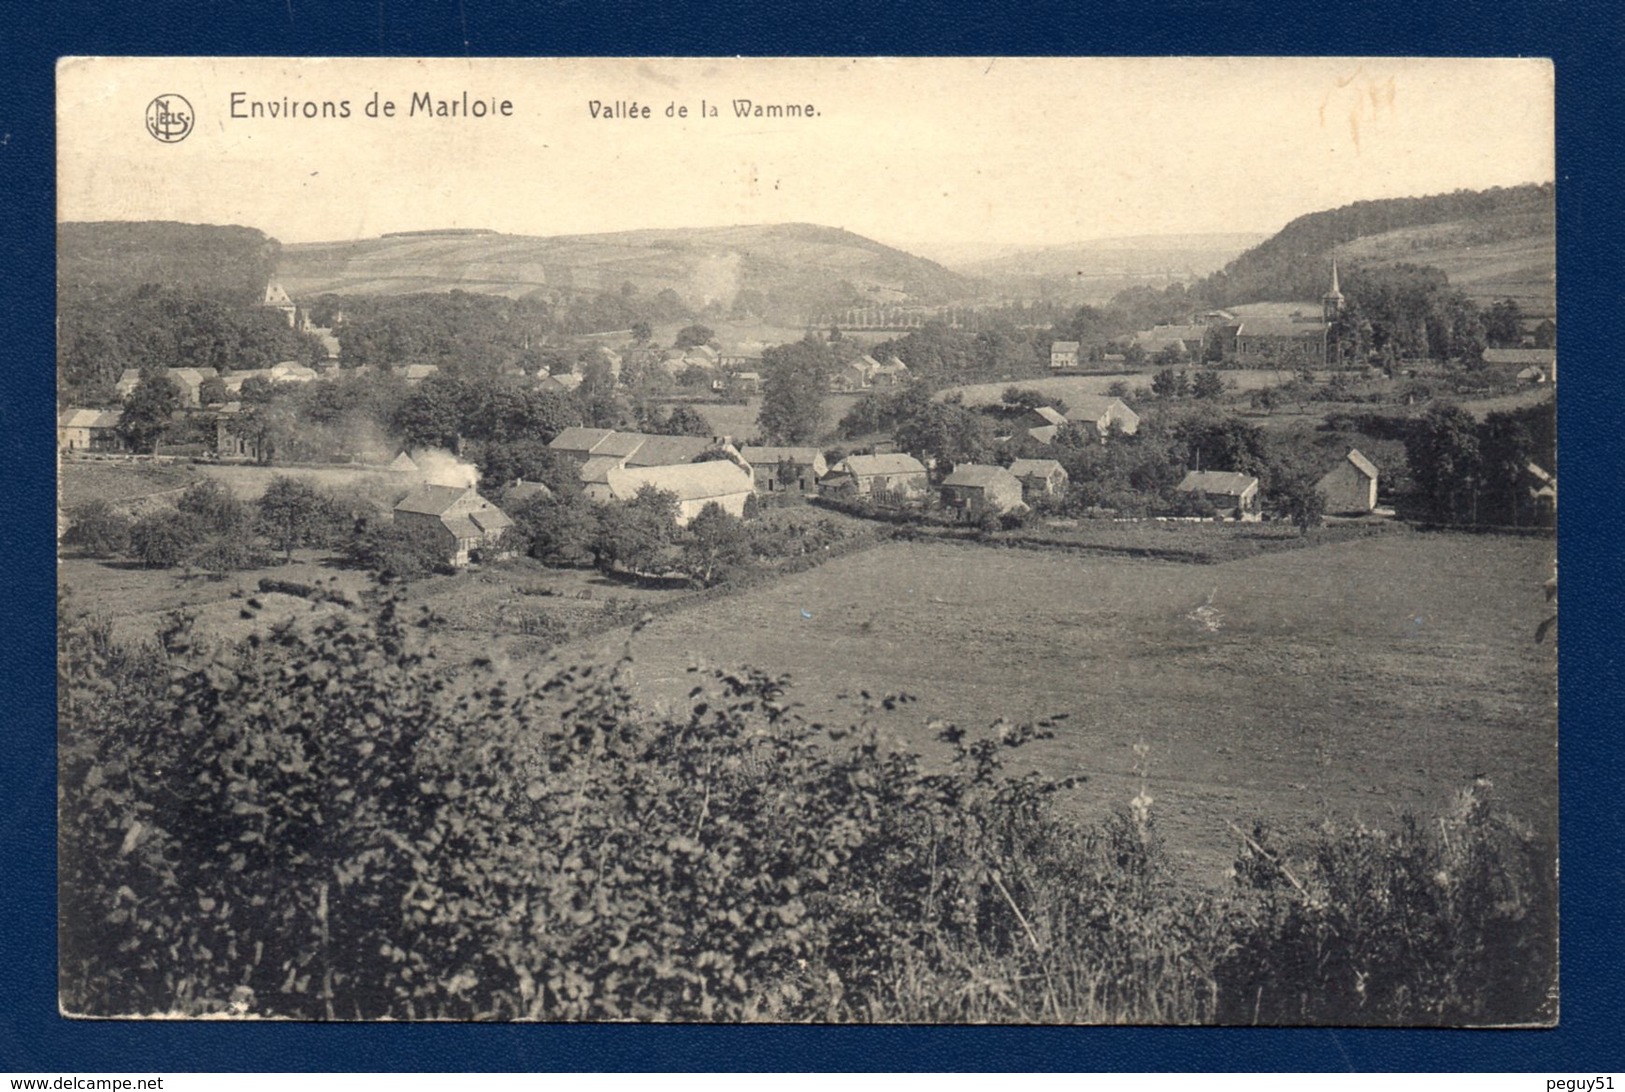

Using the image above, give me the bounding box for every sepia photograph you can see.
[55,56,1557,1026]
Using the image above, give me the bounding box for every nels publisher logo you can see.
[145,94,193,143]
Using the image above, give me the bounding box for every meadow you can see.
[572,531,1557,882]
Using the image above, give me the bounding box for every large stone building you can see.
[588,461,755,525]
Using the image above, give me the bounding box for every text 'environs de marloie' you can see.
[225,93,822,122]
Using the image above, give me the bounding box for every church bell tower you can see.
[1322,260,1345,324]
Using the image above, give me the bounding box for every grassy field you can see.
[569,531,1557,883]
[943,369,1309,407]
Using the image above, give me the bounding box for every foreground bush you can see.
[57,593,1555,1023]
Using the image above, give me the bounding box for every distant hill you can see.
[1198,184,1554,318]
[58,221,281,306]
[277,223,978,323]
[955,233,1268,279]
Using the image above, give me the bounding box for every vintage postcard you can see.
[56,56,1556,1024]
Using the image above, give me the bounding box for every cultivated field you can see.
[572,532,1558,882]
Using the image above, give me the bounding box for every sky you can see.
[57,57,1554,263]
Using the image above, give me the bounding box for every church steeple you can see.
[1322,260,1345,324]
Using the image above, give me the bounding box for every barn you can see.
[1316,449,1380,515]
[592,461,755,525]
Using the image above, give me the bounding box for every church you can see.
[1194,263,1346,367]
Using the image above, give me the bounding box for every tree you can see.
[1483,298,1523,349]
[116,374,182,454]
[127,510,206,568]
[256,476,340,561]
[674,324,715,350]
[508,491,598,566]
[177,479,250,536]
[592,486,678,578]
[197,375,229,407]
[345,519,446,580]
[62,501,132,557]
[630,321,653,344]
[1151,368,1188,400]
[1406,403,1482,523]
[473,438,578,492]
[1191,371,1225,400]
[574,359,623,429]
[757,338,833,444]
[392,373,468,450]
[679,503,753,586]
[1272,471,1327,534]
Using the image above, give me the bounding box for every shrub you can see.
[126,509,207,568]
[63,501,132,557]
[1214,781,1556,1026]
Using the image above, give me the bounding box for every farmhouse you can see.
[1176,470,1261,521]
[389,451,419,474]
[392,484,512,567]
[739,446,828,494]
[57,408,124,452]
[829,359,871,392]
[1008,458,1069,500]
[1067,396,1140,440]
[939,464,1026,520]
[591,461,754,525]
[1316,449,1380,515]
[1050,341,1080,369]
[820,453,930,500]
[1026,425,1061,446]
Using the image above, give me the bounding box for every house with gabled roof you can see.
[1133,324,1210,358]
[57,408,124,452]
[1030,405,1069,429]
[740,446,828,494]
[1050,341,1080,369]
[392,484,512,567]
[588,461,754,524]
[940,464,1025,520]
[1316,449,1379,515]
[1176,470,1260,520]
[1067,396,1140,440]
[828,358,871,392]
[869,356,910,387]
[548,427,624,462]
[1008,458,1069,500]
[820,453,929,500]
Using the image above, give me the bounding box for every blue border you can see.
[6,0,1621,1073]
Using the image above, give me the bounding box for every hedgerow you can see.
[57,590,1555,1023]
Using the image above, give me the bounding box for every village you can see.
[59,259,1555,578]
